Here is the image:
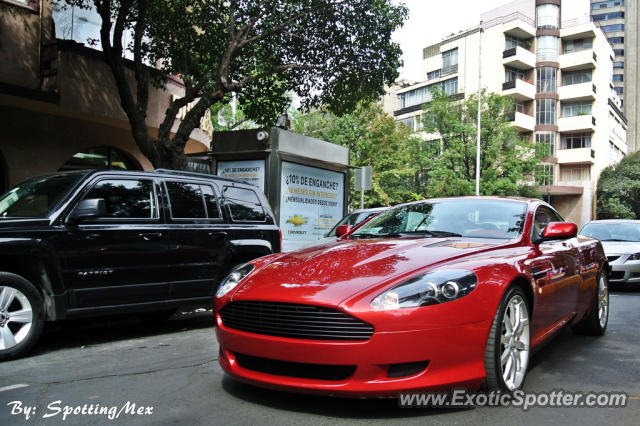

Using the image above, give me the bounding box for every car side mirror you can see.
[335,225,352,238]
[70,198,106,222]
[540,222,578,241]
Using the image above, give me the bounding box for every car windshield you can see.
[581,222,640,242]
[349,199,527,240]
[0,173,85,218]
[326,211,380,237]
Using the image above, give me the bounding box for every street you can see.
[1,289,638,425]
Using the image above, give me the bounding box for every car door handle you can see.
[208,231,227,239]
[139,232,163,241]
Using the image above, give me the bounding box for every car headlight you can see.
[627,253,640,261]
[371,269,478,310]
[215,263,255,298]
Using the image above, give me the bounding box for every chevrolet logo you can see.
[287,215,308,227]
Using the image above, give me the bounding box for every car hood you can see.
[231,237,509,306]
[600,241,640,256]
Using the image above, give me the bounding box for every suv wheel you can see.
[0,272,45,361]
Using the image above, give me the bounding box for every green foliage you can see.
[597,151,640,219]
[292,103,421,207]
[59,0,407,167]
[421,90,541,198]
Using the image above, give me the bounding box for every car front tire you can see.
[0,272,45,361]
[484,286,531,391]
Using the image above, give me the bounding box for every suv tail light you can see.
[278,227,283,252]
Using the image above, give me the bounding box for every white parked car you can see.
[580,219,640,285]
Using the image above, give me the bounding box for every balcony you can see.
[558,82,596,102]
[559,50,596,71]
[507,111,535,132]
[558,115,596,133]
[556,148,595,165]
[503,16,536,39]
[502,46,535,70]
[502,79,535,101]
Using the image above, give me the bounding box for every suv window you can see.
[165,181,221,219]
[223,186,266,222]
[83,179,157,219]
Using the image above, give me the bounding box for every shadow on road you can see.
[33,310,214,356]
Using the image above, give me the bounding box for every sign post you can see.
[354,166,372,209]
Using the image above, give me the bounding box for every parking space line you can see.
[0,384,29,393]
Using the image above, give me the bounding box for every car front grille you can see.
[234,352,356,381]
[607,256,620,263]
[610,271,625,280]
[219,301,374,341]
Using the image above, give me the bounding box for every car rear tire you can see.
[484,286,530,391]
[572,271,608,336]
[0,272,45,361]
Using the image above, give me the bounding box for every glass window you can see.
[442,77,458,95]
[613,61,624,68]
[442,48,458,69]
[535,164,554,185]
[536,132,556,157]
[532,206,563,237]
[350,199,528,239]
[562,102,592,117]
[166,181,207,218]
[615,87,624,95]
[505,35,528,50]
[560,165,591,181]
[537,67,556,93]
[59,147,141,172]
[613,74,624,82]
[591,1,624,9]
[537,4,560,30]
[0,173,84,218]
[397,78,457,109]
[581,222,640,243]
[608,37,624,44]
[505,66,525,83]
[536,36,559,62]
[562,133,591,149]
[592,11,624,21]
[84,179,157,219]
[562,70,592,85]
[601,24,624,32]
[398,117,415,130]
[427,70,441,80]
[202,185,221,219]
[613,49,624,56]
[563,38,593,54]
[536,99,556,125]
[223,187,266,222]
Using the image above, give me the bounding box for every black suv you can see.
[0,169,280,360]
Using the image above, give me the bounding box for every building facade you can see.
[0,0,211,190]
[384,0,628,227]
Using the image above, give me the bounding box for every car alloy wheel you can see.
[500,294,530,391]
[597,273,608,329]
[0,285,33,351]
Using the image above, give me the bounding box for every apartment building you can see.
[384,0,628,227]
[0,0,211,190]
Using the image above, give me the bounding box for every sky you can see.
[392,0,591,81]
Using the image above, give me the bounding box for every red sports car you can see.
[214,197,608,397]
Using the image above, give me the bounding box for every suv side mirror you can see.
[540,222,577,242]
[70,198,106,222]
[335,225,352,238]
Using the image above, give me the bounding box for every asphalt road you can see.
[0,289,639,426]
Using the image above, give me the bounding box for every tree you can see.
[597,151,640,219]
[61,0,407,168]
[291,103,419,207]
[421,90,540,198]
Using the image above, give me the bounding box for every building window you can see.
[442,77,458,95]
[536,36,559,62]
[535,164,554,185]
[562,70,592,85]
[561,133,591,149]
[560,165,591,181]
[59,147,141,171]
[592,11,625,21]
[615,87,624,96]
[505,35,528,50]
[613,49,624,56]
[601,24,625,32]
[609,141,624,164]
[398,117,416,131]
[427,69,441,80]
[591,1,624,9]
[563,38,593,54]
[442,48,458,75]
[536,132,556,157]
[537,4,560,30]
[537,67,556,93]
[505,66,525,83]
[613,61,624,68]
[562,102,592,117]
[536,99,556,125]
[396,78,458,109]
[608,37,624,44]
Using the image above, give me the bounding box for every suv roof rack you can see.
[152,168,257,187]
